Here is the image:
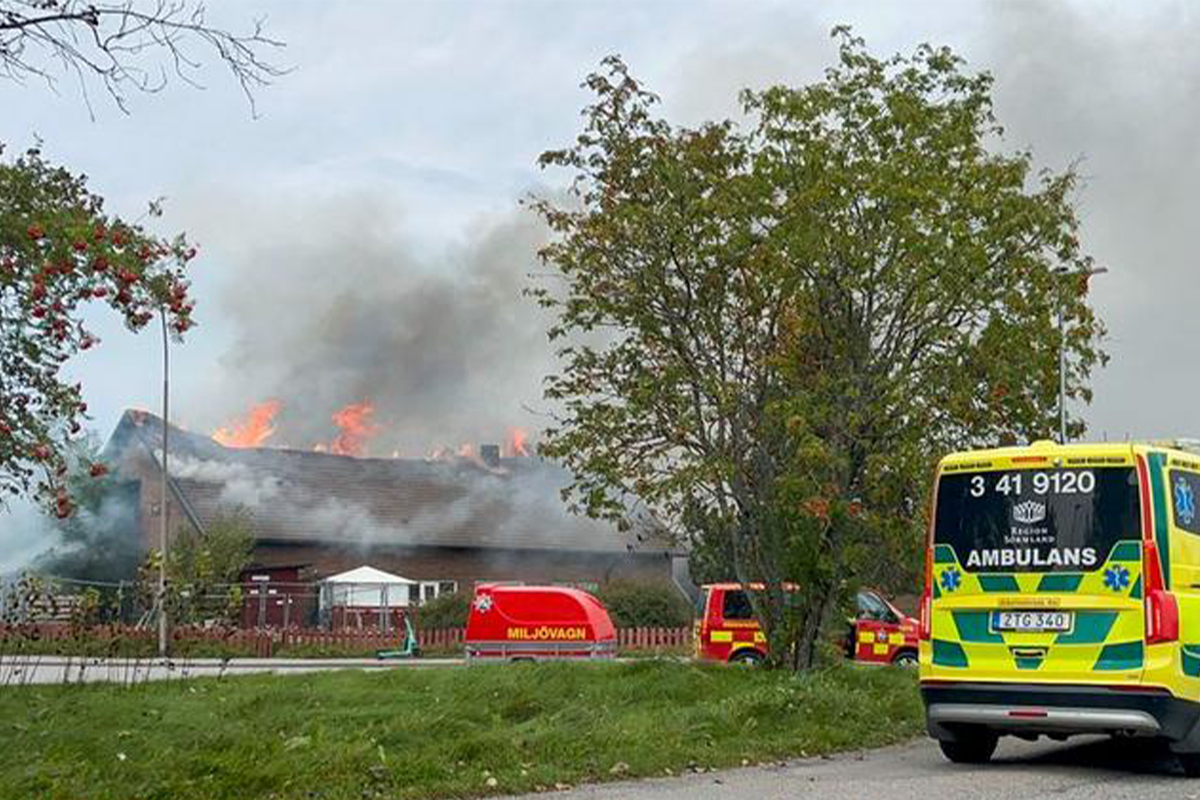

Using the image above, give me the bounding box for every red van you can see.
[695,583,918,666]
[464,584,617,661]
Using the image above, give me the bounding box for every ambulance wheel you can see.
[892,650,918,668]
[1178,752,1200,778]
[938,732,998,764]
[730,649,764,666]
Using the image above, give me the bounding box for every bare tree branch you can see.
[0,0,287,117]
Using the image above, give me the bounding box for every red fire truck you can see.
[695,583,918,666]
[464,584,617,661]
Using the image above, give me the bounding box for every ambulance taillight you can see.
[1146,589,1179,645]
[918,589,932,642]
[918,532,934,641]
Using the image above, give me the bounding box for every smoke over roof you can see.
[185,189,558,457]
[108,410,675,556]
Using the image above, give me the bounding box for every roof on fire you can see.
[104,410,677,556]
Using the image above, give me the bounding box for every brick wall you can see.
[115,446,200,554]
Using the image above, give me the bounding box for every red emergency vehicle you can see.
[464,584,617,661]
[695,583,918,666]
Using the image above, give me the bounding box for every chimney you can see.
[480,444,501,468]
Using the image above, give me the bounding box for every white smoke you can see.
[0,500,52,576]
[165,452,285,507]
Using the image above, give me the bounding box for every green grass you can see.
[1,637,261,659]
[0,661,923,799]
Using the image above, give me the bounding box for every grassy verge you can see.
[0,660,922,800]
[0,638,435,660]
[1,638,259,659]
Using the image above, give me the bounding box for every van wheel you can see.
[938,732,998,764]
[1178,753,1200,778]
[892,650,918,668]
[730,650,764,666]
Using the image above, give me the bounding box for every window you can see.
[934,467,1140,572]
[1171,470,1200,534]
[415,580,460,605]
[722,590,755,621]
[856,591,895,623]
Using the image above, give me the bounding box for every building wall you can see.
[117,449,200,555]
[249,541,674,590]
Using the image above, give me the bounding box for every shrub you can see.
[417,591,470,630]
[595,581,691,628]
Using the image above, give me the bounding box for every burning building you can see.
[102,410,683,616]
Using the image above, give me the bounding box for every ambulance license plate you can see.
[991,610,1073,633]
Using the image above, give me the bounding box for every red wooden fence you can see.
[0,624,692,657]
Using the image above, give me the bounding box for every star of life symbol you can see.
[1012,500,1047,525]
[940,567,961,593]
[1176,476,1196,526]
[473,595,494,613]
[1103,565,1131,593]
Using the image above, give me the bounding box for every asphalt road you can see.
[0,655,463,684]
[504,736,1198,800]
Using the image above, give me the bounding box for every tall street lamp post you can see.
[1056,265,1108,443]
[158,307,170,659]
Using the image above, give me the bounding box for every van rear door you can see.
[929,459,1145,683]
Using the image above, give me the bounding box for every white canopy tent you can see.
[321,565,417,610]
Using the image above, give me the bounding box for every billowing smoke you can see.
[187,188,558,456]
[975,2,1200,440]
[187,4,1200,451]
[159,448,624,553]
[167,453,286,508]
[0,501,52,577]
[0,487,141,583]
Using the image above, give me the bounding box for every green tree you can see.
[530,31,1105,669]
[162,511,253,625]
[0,146,196,514]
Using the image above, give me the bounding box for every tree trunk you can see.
[791,581,836,671]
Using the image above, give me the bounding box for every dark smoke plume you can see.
[195,190,556,455]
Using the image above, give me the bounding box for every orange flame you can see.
[504,427,531,457]
[325,401,380,457]
[213,400,281,448]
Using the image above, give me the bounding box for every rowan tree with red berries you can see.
[1,3,282,520]
[0,144,195,516]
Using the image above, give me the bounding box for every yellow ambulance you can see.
[919,440,1200,776]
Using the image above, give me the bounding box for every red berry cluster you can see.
[3,188,198,515]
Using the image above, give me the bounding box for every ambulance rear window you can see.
[934,466,1140,573]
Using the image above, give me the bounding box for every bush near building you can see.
[595,581,692,629]
[416,591,471,630]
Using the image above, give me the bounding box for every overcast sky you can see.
[3,0,1199,562]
